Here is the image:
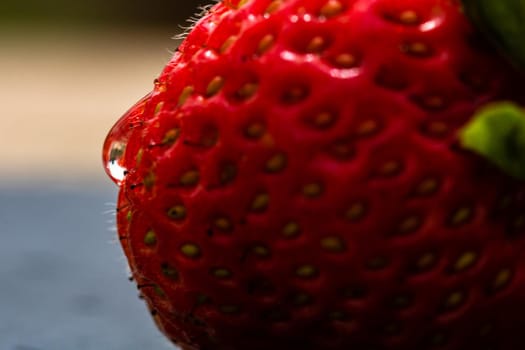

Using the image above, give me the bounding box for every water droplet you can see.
[103,93,151,185]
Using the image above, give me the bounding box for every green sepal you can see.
[460,102,525,180]
[462,0,525,70]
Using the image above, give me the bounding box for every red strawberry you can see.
[103,0,525,349]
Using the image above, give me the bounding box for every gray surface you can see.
[0,184,173,350]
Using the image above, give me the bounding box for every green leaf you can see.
[462,0,525,70]
[460,102,525,180]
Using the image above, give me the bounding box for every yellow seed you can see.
[426,121,448,136]
[453,251,477,272]
[416,177,439,196]
[253,245,270,257]
[282,221,300,237]
[296,265,318,278]
[293,293,311,305]
[403,42,430,56]
[167,205,186,220]
[257,34,275,55]
[206,76,225,97]
[379,160,402,176]
[444,291,464,309]
[144,230,157,246]
[214,217,232,231]
[399,10,419,24]
[265,0,282,14]
[219,305,240,314]
[449,207,472,226]
[251,193,270,211]
[220,36,237,53]
[328,311,345,320]
[161,264,179,279]
[245,122,265,139]
[136,148,144,165]
[320,0,344,18]
[180,243,201,258]
[178,86,194,106]
[415,252,436,271]
[422,95,445,109]
[162,128,181,145]
[345,202,366,221]
[180,170,200,186]
[237,82,259,99]
[313,111,335,128]
[153,285,165,297]
[356,119,379,136]
[321,236,346,252]
[398,215,421,234]
[306,36,326,53]
[491,268,512,291]
[366,256,388,270]
[154,101,164,115]
[266,153,287,172]
[303,183,323,198]
[143,172,156,189]
[283,86,308,103]
[212,268,232,279]
[334,53,357,68]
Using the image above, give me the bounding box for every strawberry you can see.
[103,0,525,349]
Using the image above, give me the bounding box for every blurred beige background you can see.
[0,0,207,187]
[0,26,178,186]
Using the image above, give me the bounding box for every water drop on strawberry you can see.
[103,93,151,184]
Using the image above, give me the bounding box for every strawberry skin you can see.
[105,0,525,349]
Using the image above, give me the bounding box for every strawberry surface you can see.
[104,0,525,349]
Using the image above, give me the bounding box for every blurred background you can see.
[0,1,205,349]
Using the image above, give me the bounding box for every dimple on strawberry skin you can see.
[103,0,525,349]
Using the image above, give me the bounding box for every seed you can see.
[206,76,225,97]
[144,230,157,246]
[180,243,201,258]
[320,0,344,18]
[257,34,275,55]
[212,268,232,279]
[345,202,366,221]
[251,193,270,212]
[161,264,179,280]
[266,153,287,173]
[245,122,265,139]
[321,236,346,252]
[162,128,181,145]
[167,205,186,220]
[302,183,323,198]
[415,177,439,196]
[306,36,326,53]
[237,82,259,99]
[399,10,419,24]
[397,215,421,234]
[449,206,472,226]
[453,251,477,272]
[265,0,282,14]
[443,291,465,310]
[334,53,357,68]
[180,170,200,186]
[295,265,318,278]
[214,217,233,231]
[178,86,194,106]
[282,221,300,238]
